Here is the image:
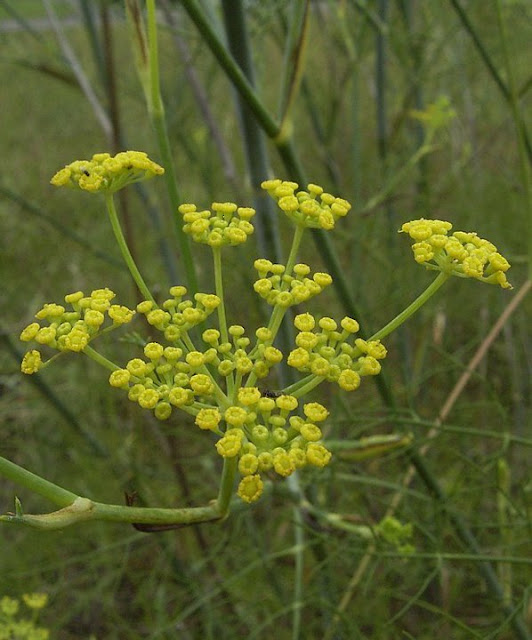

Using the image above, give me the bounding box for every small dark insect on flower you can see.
[82,169,90,176]
[262,389,281,399]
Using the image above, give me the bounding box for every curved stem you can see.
[0,456,78,508]
[0,454,234,531]
[370,271,450,342]
[105,194,155,303]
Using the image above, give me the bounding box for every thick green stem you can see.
[105,194,155,303]
[1,497,223,531]
[0,454,233,531]
[216,457,238,515]
[0,456,78,508]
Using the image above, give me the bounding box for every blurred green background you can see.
[0,1,530,638]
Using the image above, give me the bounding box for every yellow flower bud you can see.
[303,402,329,422]
[238,453,259,476]
[109,369,131,388]
[273,451,294,477]
[237,474,264,503]
[306,443,332,467]
[195,408,221,431]
[21,350,42,374]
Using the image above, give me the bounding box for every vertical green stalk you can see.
[140,0,199,294]
[494,0,532,280]
[277,0,309,137]
[216,457,238,515]
[212,247,229,344]
[448,0,532,162]
[219,0,283,263]
[105,194,155,304]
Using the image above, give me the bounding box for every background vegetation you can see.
[0,1,530,638]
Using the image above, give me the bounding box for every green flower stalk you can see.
[16,156,513,514]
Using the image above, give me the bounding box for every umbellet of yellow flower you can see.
[50,150,164,194]
[401,219,512,289]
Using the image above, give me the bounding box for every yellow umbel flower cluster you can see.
[0,594,49,640]
[107,288,289,424]
[50,150,164,194]
[288,313,387,390]
[20,289,135,374]
[253,259,332,308]
[178,202,256,246]
[136,285,221,342]
[401,219,512,289]
[216,391,332,503]
[261,179,351,230]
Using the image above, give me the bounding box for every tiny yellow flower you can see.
[21,350,43,374]
[168,387,193,407]
[189,374,214,395]
[303,402,329,422]
[238,453,259,476]
[144,342,164,360]
[275,395,298,412]
[338,369,361,391]
[138,388,160,409]
[306,443,332,467]
[237,474,264,503]
[273,451,294,477]
[216,429,243,457]
[22,593,49,610]
[300,422,323,442]
[294,312,316,332]
[20,322,41,342]
[108,304,135,324]
[195,408,221,431]
[224,406,248,427]
[237,387,261,406]
[109,369,131,388]
[155,402,172,420]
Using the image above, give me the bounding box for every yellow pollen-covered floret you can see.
[109,369,131,388]
[195,408,221,431]
[216,428,244,457]
[21,350,42,374]
[237,474,264,503]
[306,443,332,467]
[224,406,248,427]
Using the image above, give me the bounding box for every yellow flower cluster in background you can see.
[261,179,351,230]
[0,594,49,640]
[20,289,135,374]
[401,218,512,289]
[50,150,164,194]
